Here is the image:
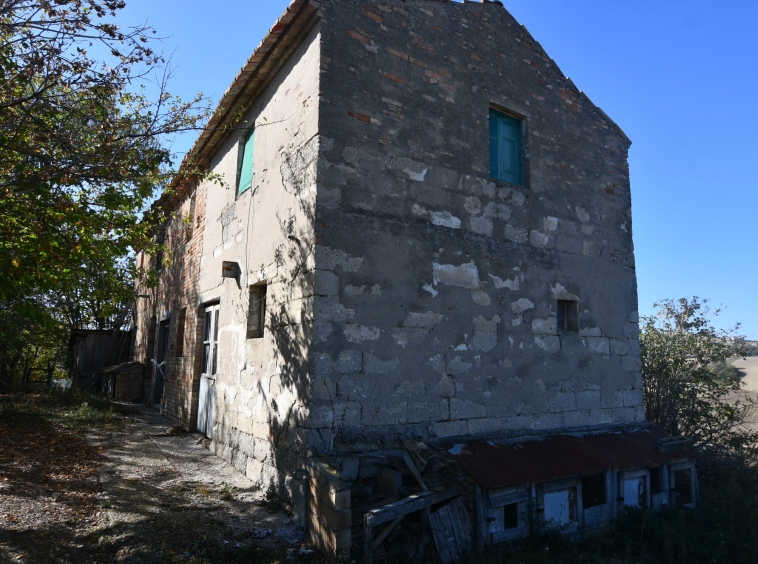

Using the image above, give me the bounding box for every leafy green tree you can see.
[641,297,751,451]
[0,0,209,301]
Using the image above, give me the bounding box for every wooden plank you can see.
[474,484,487,552]
[430,497,473,564]
[364,517,374,564]
[418,505,431,560]
[366,489,459,527]
[404,450,429,491]
[490,490,529,508]
[373,516,403,549]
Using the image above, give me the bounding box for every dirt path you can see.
[0,398,318,564]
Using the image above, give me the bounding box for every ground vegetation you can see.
[640,297,755,457]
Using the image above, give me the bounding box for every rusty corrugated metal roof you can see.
[446,428,695,490]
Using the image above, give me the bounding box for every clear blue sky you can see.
[123,0,758,339]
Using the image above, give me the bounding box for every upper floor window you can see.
[237,128,255,197]
[489,108,523,185]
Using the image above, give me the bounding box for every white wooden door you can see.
[197,305,219,438]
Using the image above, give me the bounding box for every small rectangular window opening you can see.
[237,128,255,197]
[503,503,519,530]
[673,469,693,505]
[247,284,267,339]
[157,319,171,364]
[489,108,523,185]
[174,308,187,357]
[582,473,607,510]
[557,300,579,332]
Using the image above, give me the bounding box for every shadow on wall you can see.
[210,134,322,514]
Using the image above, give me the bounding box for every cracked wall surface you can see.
[135,0,645,524]
[306,0,643,454]
[191,22,323,512]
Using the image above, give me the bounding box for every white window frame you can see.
[540,478,580,534]
[201,304,220,379]
[618,468,650,510]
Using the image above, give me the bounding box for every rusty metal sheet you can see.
[445,428,695,490]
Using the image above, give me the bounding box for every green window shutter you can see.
[489,109,523,185]
[237,129,255,196]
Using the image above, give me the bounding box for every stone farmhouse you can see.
[132,0,696,558]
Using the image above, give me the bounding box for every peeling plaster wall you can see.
[194,23,322,503]
[307,0,644,452]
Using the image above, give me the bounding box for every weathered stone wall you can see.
[307,0,644,452]
[193,22,323,509]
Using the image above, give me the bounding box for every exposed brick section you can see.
[133,178,207,431]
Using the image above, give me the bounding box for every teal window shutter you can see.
[237,129,255,196]
[489,109,523,185]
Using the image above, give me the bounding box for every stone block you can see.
[308,405,335,429]
[549,392,576,413]
[532,317,557,335]
[404,311,444,329]
[364,353,400,375]
[343,324,381,343]
[468,417,503,436]
[588,408,614,425]
[502,415,534,431]
[246,457,265,483]
[447,356,473,375]
[255,437,272,463]
[314,270,339,296]
[535,335,561,354]
[576,391,601,411]
[312,377,336,401]
[434,420,468,438]
[334,402,362,427]
[610,338,628,355]
[601,391,623,409]
[314,350,363,375]
[313,297,355,322]
[529,230,549,248]
[407,401,440,423]
[487,404,508,418]
[449,398,487,420]
[363,402,406,426]
[587,337,611,355]
[238,432,256,458]
[622,354,642,373]
[621,388,644,408]
[504,224,528,243]
[533,412,564,430]
[563,410,590,428]
[470,215,494,236]
[613,407,636,424]
[231,449,248,474]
